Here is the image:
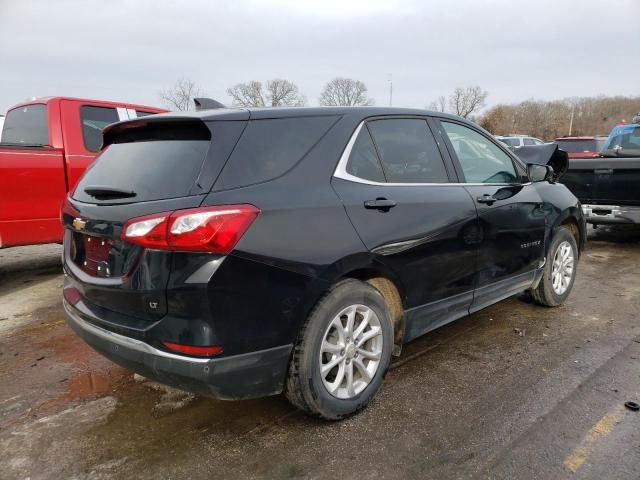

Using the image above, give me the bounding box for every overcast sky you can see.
[1,0,639,113]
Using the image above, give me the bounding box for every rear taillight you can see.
[61,196,80,224]
[121,204,259,254]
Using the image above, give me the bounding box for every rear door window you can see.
[367,118,449,183]
[2,104,48,145]
[214,116,338,190]
[80,106,119,152]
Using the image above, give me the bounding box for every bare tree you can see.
[227,79,306,107]
[227,81,266,107]
[428,86,488,118]
[267,79,306,106]
[319,78,374,106]
[429,95,447,112]
[449,86,488,118]
[159,78,205,111]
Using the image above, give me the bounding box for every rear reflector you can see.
[121,204,259,254]
[161,341,223,357]
[63,286,82,305]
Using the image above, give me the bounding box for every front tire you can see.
[285,279,394,420]
[531,226,578,307]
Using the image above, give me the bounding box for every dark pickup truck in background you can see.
[561,122,640,225]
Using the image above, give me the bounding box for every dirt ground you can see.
[1,228,639,480]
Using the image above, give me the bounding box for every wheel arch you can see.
[334,264,406,356]
[551,206,585,256]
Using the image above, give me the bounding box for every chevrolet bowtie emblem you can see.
[72,218,87,231]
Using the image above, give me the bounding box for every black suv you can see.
[62,107,585,419]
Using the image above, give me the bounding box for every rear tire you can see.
[285,279,394,420]
[531,227,578,307]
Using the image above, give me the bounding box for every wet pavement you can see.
[1,228,639,479]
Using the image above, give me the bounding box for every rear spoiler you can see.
[514,143,569,180]
[193,98,226,111]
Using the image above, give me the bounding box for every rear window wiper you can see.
[84,185,137,199]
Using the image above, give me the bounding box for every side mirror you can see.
[528,163,554,183]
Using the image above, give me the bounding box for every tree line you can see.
[160,77,374,110]
[159,78,639,140]
[478,96,640,140]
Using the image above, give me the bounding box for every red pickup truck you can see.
[0,97,166,248]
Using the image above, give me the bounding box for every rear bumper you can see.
[63,299,292,400]
[582,204,640,225]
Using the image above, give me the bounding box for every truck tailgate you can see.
[563,157,640,206]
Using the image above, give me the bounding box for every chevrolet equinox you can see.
[62,107,585,419]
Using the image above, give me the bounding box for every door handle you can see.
[364,198,397,211]
[476,194,497,205]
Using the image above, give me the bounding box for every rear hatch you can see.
[62,115,247,329]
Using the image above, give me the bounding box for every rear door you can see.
[437,120,546,312]
[331,117,479,341]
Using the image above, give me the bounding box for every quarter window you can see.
[367,119,449,183]
[346,127,385,182]
[215,116,338,190]
[80,106,119,152]
[442,122,518,184]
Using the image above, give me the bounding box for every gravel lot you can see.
[1,228,639,479]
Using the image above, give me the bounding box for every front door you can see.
[332,117,479,341]
[438,120,547,312]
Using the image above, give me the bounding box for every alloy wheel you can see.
[319,304,383,399]
[551,240,574,295]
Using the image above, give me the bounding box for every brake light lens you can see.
[161,341,223,357]
[121,204,259,254]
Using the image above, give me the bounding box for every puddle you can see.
[66,371,122,398]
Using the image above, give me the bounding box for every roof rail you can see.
[193,98,226,111]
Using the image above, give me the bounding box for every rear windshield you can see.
[601,126,640,156]
[498,137,520,147]
[72,140,210,203]
[2,104,48,146]
[556,140,598,153]
[214,116,338,190]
